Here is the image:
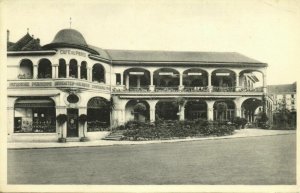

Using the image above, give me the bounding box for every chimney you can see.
[7,30,10,43]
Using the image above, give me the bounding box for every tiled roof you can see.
[104,49,265,64]
[7,33,41,51]
[267,82,296,94]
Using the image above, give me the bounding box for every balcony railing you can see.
[212,87,236,92]
[155,87,179,92]
[183,86,209,92]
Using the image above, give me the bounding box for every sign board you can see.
[188,72,202,76]
[129,72,144,75]
[59,49,87,57]
[216,73,230,76]
[159,72,173,76]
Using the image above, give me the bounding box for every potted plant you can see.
[57,114,67,143]
[133,103,147,122]
[78,114,89,142]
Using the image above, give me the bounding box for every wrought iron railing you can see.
[183,86,209,92]
[212,87,236,92]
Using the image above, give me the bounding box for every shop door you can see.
[67,108,78,137]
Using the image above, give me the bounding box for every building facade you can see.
[7,28,272,142]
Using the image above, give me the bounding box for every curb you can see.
[7,131,296,150]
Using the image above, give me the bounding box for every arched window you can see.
[87,97,110,131]
[19,59,33,79]
[58,59,66,78]
[38,59,52,79]
[92,63,105,83]
[69,59,78,78]
[81,61,87,80]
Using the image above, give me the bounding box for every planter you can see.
[80,137,89,142]
[58,137,66,143]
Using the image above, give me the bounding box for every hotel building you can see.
[7,28,272,142]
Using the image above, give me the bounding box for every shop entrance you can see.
[67,108,78,137]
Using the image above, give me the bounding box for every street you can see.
[8,134,296,184]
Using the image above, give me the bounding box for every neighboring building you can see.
[7,28,272,142]
[267,82,297,112]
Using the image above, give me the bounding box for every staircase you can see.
[103,130,125,141]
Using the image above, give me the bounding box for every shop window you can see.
[14,98,56,133]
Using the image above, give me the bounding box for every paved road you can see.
[8,134,296,184]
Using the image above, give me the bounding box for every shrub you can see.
[233,117,248,129]
[120,119,236,141]
[56,114,67,125]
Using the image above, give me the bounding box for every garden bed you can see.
[114,120,237,141]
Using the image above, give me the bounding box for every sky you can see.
[2,0,300,85]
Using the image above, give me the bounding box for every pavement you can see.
[7,129,296,149]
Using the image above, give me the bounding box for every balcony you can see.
[8,79,111,92]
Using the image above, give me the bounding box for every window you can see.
[116,73,121,85]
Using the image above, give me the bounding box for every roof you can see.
[7,33,42,51]
[267,82,296,94]
[51,29,87,46]
[104,49,265,64]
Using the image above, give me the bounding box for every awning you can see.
[15,99,55,108]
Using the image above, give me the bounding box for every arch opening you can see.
[92,63,105,83]
[212,69,236,92]
[69,59,78,78]
[155,100,179,120]
[58,59,66,78]
[38,59,52,79]
[154,68,179,91]
[87,97,110,131]
[125,100,150,122]
[213,100,235,121]
[123,68,150,91]
[183,69,208,92]
[19,59,33,79]
[185,100,207,120]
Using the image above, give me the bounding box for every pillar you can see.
[120,73,124,86]
[148,100,158,122]
[208,72,212,92]
[235,72,240,91]
[78,64,81,79]
[179,104,185,121]
[66,64,69,78]
[137,76,141,88]
[207,100,215,121]
[126,74,129,90]
[7,97,17,136]
[33,65,38,79]
[263,73,267,94]
[52,65,56,79]
[149,71,155,91]
[55,66,58,79]
[178,72,184,91]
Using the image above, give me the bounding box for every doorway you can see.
[67,108,78,137]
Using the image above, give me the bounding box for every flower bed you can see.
[115,120,236,141]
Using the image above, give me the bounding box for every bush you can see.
[118,119,236,141]
[233,117,248,129]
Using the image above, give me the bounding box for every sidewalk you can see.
[8,129,296,149]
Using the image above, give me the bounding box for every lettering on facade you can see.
[32,82,52,87]
[9,82,30,87]
[59,49,87,57]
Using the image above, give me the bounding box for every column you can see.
[7,97,17,137]
[55,66,58,78]
[137,76,141,88]
[125,74,129,90]
[148,100,158,122]
[208,72,212,92]
[149,71,155,91]
[206,100,215,121]
[235,71,240,91]
[33,65,38,79]
[178,72,184,91]
[263,72,267,94]
[234,98,242,117]
[52,65,56,79]
[120,73,124,86]
[179,104,185,121]
[66,64,69,78]
[77,64,81,79]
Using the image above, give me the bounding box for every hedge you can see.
[115,119,235,141]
